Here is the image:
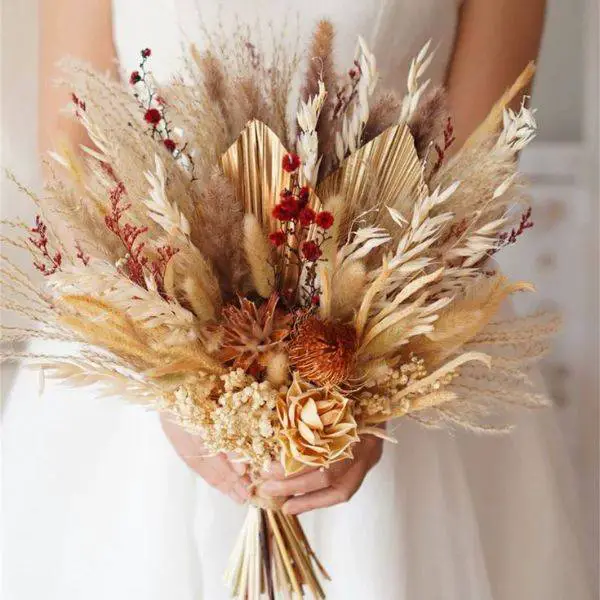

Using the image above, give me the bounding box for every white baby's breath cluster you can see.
[161,377,218,432]
[356,356,429,418]
[203,369,282,470]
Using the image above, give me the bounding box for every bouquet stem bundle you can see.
[226,501,329,599]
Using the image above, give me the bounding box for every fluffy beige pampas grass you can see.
[330,261,367,321]
[412,276,534,366]
[266,352,290,387]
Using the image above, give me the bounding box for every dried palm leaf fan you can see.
[1,16,553,599]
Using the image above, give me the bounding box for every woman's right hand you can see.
[160,414,252,505]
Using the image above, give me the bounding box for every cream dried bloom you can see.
[277,374,359,474]
[202,369,282,470]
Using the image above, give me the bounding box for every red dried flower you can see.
[280,195,300,217]
[129,71,141,85]
[71,93,86,112]
[273,204,293,222]
[298,207,316,227]
[163,139,176,153]
[298,186,310,207]
[280,188,293,200]
[269,231,286,247]
[301,241,322,262]
[144,108,162,125]
[311,294,320,306]
[315,211,334,230]
[282,152,301,173]
[141,48,152,58]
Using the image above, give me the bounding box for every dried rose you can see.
[144,108,162,125]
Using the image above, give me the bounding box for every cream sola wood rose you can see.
[278,373,359,474]
[2,17,559,600]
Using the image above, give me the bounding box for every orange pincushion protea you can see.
[215,294,292,373]
[288,315,358,386]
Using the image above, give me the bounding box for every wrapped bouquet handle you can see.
[226,494,330,599]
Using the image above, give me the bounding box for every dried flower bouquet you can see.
[1,20,557,600]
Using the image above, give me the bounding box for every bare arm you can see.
[38,0,117,155]
[445,0,546,148]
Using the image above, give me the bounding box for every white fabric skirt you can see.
[3,360,592,600]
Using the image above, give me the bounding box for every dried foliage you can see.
[2,26,555,600]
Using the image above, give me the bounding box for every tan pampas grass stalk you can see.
[243,214,274,298]
[301,19,337,179]
[411,276,534,366]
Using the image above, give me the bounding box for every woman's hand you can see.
[258,435,383,515]
[160,414,252,504]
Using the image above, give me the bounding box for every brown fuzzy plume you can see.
[191,168,249,298]
[363,91,401,144]
[194,50,235,140]
[236,77,271,125]
[408,86,449,159]
[301,20,337,179]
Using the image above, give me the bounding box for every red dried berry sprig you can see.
[29,215,62,276]
[129,48,178,156]
[103,181,178,298]
[432,117,456,174]
[269,156,335,308]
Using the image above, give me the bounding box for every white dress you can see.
[2,1,593,599]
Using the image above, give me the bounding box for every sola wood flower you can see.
[277,374,359,474]
[288,315,357,386]
[215,293,292,375]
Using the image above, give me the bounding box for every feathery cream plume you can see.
[243,214,274,298]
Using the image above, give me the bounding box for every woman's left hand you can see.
[257,435,383,515]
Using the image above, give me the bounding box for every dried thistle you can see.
[214,294,291,375]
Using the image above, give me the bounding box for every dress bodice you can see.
[112,0,461,89]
